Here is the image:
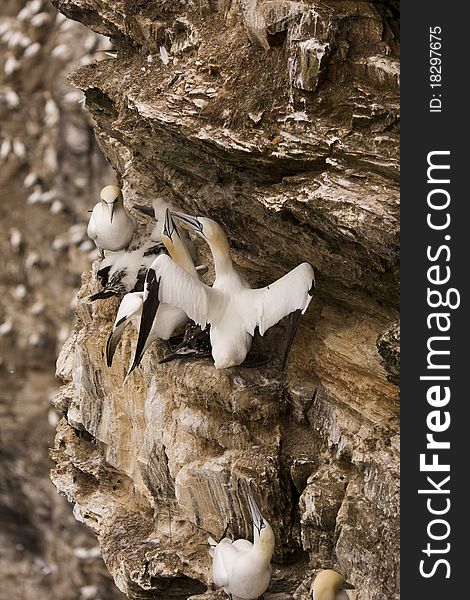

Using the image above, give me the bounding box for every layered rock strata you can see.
[50,1,400,599]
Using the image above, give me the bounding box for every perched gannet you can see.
[90,238,166,301]
[312,570,354,600]
[135,213,315,369]
[87,185,136,257]
[208,494,274,600]
[127,209,201,372]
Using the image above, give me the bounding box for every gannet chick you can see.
[135,213,315,369]
[208,494,274,600]
[128,209,200,373]
[312,570,354,600]
[87,185,136,257]
[90,238,166,301]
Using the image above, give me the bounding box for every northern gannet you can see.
[90,238,166,301]
[208,494,274,600]
[134,213,315,369]
[312,570,354,600]
[127,209,201,373]
[87,185,136,257]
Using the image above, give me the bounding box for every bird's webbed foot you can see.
[242,350,271,368]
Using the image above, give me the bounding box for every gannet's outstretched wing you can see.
[152,254,213,326]
[242,262,315,335]
[106,292,143,367]
[241,262,315,368]
[129,254,217,373]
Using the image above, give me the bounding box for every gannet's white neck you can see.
[252,525,275,563]
[248,494,275,565]
[209,236,234,278]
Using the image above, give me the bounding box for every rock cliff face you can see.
[50,1,400,599]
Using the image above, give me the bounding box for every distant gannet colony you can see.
[85,186,353,599]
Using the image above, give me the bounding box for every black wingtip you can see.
[106,330,119,368]
[127,356,141,375]
[280,309,303,372]
[130,270,161,373]
[89,290,115,301]
[106,335,113,367]
[308,279,316,297]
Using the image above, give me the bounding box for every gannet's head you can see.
[162,208,195,273]
[172,213,229,249]
[100,185,123,223]
[247,494,275,557]
[312,569,354,600]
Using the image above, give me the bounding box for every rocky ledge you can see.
[50,1,400,599]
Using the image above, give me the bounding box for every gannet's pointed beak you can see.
[107,201,115,223]
[341,581,355,590]
[172,212,204,236]
[163,208,178,241]
[247,493,264,536]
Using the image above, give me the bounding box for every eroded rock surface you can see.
[50,1,400,599]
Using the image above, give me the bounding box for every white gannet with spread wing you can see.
[208,494,274,600]
[133,213,315,369]
[126,209,201,372]
[312,569,355,600]
[87,185,136,257]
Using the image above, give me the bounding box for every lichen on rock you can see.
[50,1,400,599]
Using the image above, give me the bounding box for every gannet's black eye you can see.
[260,519,266,530]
